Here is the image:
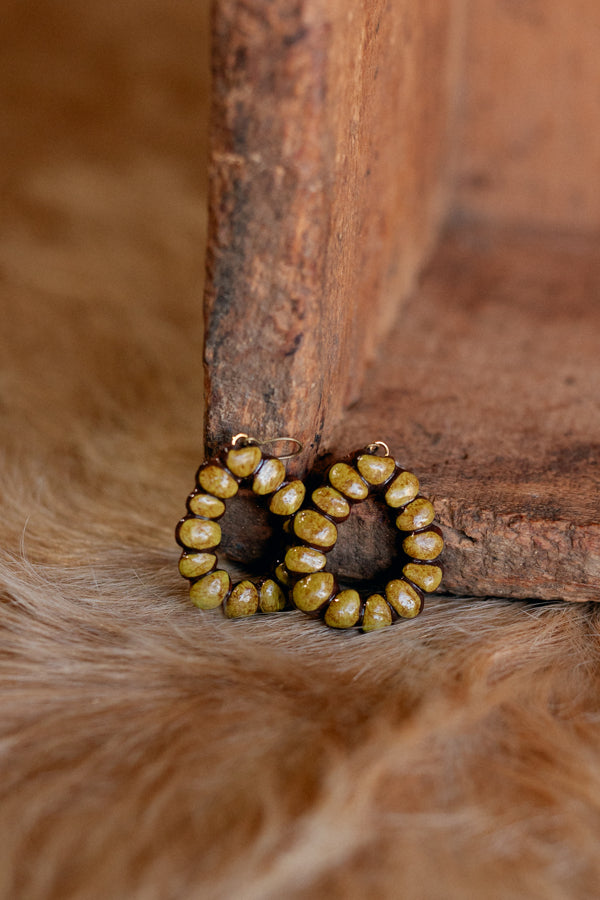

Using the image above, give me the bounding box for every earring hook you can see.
[231,433,303,460]
[231,432,259,447]
[365,441,390,457]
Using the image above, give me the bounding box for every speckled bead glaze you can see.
[176,434,304,617]
[282,441,444,633]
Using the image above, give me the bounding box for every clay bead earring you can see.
[176,433,304,618]
[281,442,443,633]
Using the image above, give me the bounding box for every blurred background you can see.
[1,0,210,554]
[1,0,209,438]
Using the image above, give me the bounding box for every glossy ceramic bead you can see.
[402,528,444,561]
[259,579,287,613]
[269,480,306,516]
[293,510,338,549]
[356,453,396,485]
[324,590,361,629]
[189,570,231,609]
[395,497,435,532]
[384,471,420,508]
[226,445,262,478]
[187,493,226,518]
[292,572,336,612]
[275,563,291,587]
[385,579,423,618]
[224,580,260,618]
[177,517,221,550]
[198,464,239,499]
[252,458,286,495]
[311,486,350,520]
[403,563,443,593]
[284,545,327,574]
[362,594,393,632]
[328,463,369,500]
[178,552,217,580]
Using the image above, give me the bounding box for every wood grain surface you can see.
[219,224,600,600]
[204,1,600,600]
[331,224,600,601]
[204,0,464,467]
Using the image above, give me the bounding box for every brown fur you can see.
[2,2,600,898]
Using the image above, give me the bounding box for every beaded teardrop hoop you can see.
[176,434,304,618]
[280,442,444,632]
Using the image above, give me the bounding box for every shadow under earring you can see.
[280,442,444,632]
[176,433,304,618]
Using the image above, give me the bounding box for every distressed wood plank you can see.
[330,224,600,601]
[204,0,464,467]
[220,225,600,600]
[205,1,600,601]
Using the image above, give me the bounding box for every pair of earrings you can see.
[175,434,443,633]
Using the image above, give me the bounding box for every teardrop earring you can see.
[280,441,443,632]
[176,433,304,618]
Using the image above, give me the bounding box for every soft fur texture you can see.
[2,3,600,898]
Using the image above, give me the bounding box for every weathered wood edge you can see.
[203,0,462,472]
[203,0,330,472]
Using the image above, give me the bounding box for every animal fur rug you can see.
[2,2,600,898]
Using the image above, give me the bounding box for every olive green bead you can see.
[178,552,217,580]
[384,471,420,508]
[224,580,259,618]
[362,594,393,632]
[269,480,306,516]
[356,453,396,485]
[198,464,239,499]
[328,463,369,500]
[292,572,335,612]
[386,579,423,618]
[253,458,286,495]
[188,493,226,518]
[311,486,350,520]
[275,563,291,587]
[293,509,338,549]
[395,497,435,532]
[189,570,231,609]
[324,590,361,629]
[402,529,444,561]
[226,445,262,478]
[403,563,443,593]
[259,579,287,613]
[177,517,221,550]
[284,545,327,574]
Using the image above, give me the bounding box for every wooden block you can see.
[331,224,600,601]
[204,0,464,466]
[203,1,600,600]
[218,225,600,601]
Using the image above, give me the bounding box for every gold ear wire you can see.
[365,441,390,457]
[231,433,303,460]
[257,437,303,460]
